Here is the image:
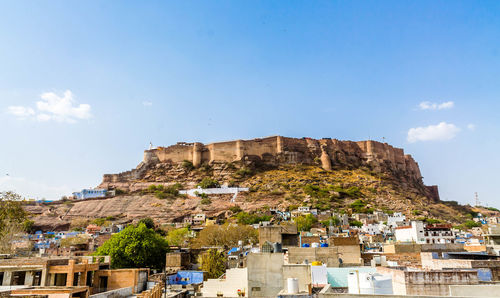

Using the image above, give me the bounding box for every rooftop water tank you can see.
[287,278,299,294]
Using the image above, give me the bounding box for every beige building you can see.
[0,256,148,295]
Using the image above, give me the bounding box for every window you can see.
[33,271,42,286]
[12,271,26,286]
[54,273,67,286]
[73,273,80,286]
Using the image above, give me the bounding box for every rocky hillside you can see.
[26,137,482,230]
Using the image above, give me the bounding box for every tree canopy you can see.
[0,191,29,253]
[166,227,190,247]
[94,223,168,270]
[199,249,226,279]
[294,214,317,231]
[191,224,258,248]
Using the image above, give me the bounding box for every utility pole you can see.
[474,192,480,207]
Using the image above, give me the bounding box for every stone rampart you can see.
[101,136,431,194]
[145,136,422,178]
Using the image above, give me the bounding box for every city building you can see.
[72,189,108,200]
[395,221,455,244]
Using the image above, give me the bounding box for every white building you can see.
[362,223,391,235]
[395,221,455,244]
[387,212,406,228]
[395,221,425,243]
[298,206,310,213]
[423,224,455,244]
[192,214,206,225]
[361,224,381,235]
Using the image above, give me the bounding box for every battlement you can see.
[138,136,422,180]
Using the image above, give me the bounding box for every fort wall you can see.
[102,136,426,188]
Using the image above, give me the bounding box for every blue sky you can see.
[1,1,499,207]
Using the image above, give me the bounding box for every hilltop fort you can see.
[28,136,474,231]
[100,136,429,194]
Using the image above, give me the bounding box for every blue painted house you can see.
[72,189,107,200]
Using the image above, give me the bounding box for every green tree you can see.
[294,214,318,232]
[235,212,272,225]
[138,217,155,229]
[0,191,28,253]
[320,216,340,228]
[349,220,363,228]
[94,223,168,270]
[199,249,226,279]
[191,224,258,248]
[197,178,220,189]
[166,228,190,247]
[464,220,482,229]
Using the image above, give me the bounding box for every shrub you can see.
[236,212,272,225]
[349,220,363,228]
[349,199,366,213]
[464,220,482,229]
[225,162,236,170]
[331,186,362,198]
[197,178,219,189]
[115,189,126,195]
[412,210,422,216]
[229,205,243,213]
[195,192,209,199]
[201,198,212,205]
[200,164,212,173]
[303,185,329,198]
[182,160,194,171]
[486,206,500,212]
[270,189,284,196]
[92,218,107,226]
[234,167,253,178]
[146,183,183,199]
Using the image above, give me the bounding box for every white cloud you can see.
[467,123,476,131]
[418,101,455,110]
[7,106,35,118]
[407,122,461,143]
[7,90,91,123]
[142,101,153,106]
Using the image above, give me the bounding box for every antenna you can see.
[474,192,480,207]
